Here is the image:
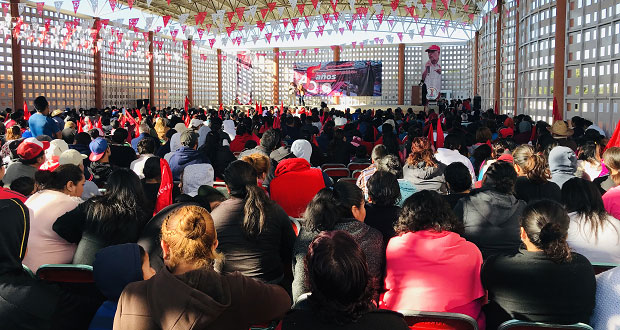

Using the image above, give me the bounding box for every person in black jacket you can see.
[512,144,561,203]
[327,129,354,165]
[281,231,409,330]
[454,161,526,259]
[0,198,101,330]
[482,200,596,330]
[53,168,149,265]
[365,171,400,247]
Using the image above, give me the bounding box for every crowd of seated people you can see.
[0,96,619,330]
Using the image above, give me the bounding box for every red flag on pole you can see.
[23,101,30,121]
[280,101,284,116]
[77,117,83,133]
[153,158,173,216]
[604,120,620,151]
[436,117,444,148]
[96,116,103,129]
[136,109,142,124]
[184,96,190,114]
[427,123,434,146]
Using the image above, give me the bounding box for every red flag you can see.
[219,103,223,111]
[604,120,620,151]
[136,109,142,124]
[146,102,151,114]
[77,117,83,133]
[427,123,434,146]
[436,117,444,148]
[184,96,190,113]
[153,158,173,216]
[552,96,562,121]
[96,116,103,129]
[23,101,30,120]
[280,101,284,115]
[184,113,191,128]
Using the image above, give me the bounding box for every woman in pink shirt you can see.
[381,190,486,329]
[22,164,84,271]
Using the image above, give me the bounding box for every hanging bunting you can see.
[162,15,171,27]
[128,18,139,28]
[178,13,189,24]
[109,0,116,11]
[54,1,63,13]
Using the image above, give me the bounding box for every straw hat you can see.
[550,120,574,137]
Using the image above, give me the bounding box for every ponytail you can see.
[223,160,272,239]
[521,200,572,263]
[35,164,83,192]
[538,222,572,263]
[242,184,271,238]
[513,145,550,184]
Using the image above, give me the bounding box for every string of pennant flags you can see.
[0,0,507,60]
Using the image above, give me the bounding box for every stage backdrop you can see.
[293,61,382,97]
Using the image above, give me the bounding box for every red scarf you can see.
[153,158,173,216]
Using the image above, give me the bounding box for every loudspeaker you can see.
[473,95,481,111]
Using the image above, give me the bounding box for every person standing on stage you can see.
[422,45,442,101]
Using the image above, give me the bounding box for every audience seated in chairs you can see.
[381,191,486,329]
[210,160,296,284]
[481,200,596,329]
[114,205,291,330]
[292,181,383,302]
[281,231,409,330]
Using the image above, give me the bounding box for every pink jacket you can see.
[603,186,620,220]
[381,230,485,327]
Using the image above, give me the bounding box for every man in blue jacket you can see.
[168,130,209,181]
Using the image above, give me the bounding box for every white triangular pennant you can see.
[277,6,285,17]
[178,13,189,24]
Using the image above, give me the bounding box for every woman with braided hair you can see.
[114,204,290,330]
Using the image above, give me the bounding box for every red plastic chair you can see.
[338,177,358,184]
[348,162,371,172]
[399,310,478,330]
[352,169,364,179]
[321,163,347,171]
[497,320,593,330]
[323,168,350,180]
[36,264,94,283]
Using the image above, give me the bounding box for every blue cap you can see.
[89,137,108,162]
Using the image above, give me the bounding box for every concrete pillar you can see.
[10,0,23,111]
[148,32,154,110]
[474,31,479,96]
[398,43,405,105]
[514,4,520,115]
[93,18,102,109]
[273,47,279,105]
[187,38,193,105]
[217,49,222,105]
[333,46,341,105]
[494,0,503,114]
[553,0,567,121]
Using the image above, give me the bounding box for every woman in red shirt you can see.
[381,190,486,329]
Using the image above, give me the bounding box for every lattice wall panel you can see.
[101,26,149,109]
[500,0,517,115]
[517,0,556,123]
[441,44,473,101]
[251,52,274,105]
[566,0,620,133]
[404,46,424,105]
[192,47,218,108]
[20,6,94,110]
[154,39,188,109]
[478,13,497,111]
[221,50,236,105]
[0,29,12,109]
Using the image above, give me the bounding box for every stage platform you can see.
[220,104,428,113]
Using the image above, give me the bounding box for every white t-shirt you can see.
[23,190,83,271]
[567,212,620,264]
[435,148,476,186]
[130,153,155,179]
